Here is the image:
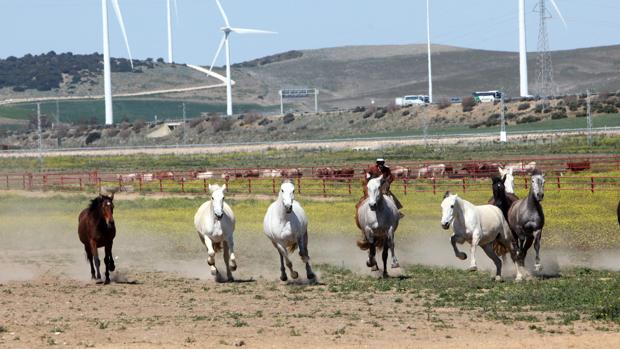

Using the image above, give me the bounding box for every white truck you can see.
[396,95,429,106]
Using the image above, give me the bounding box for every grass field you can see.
[0,134,619,172]
[0,99,281,124]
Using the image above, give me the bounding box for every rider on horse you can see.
[364,158,403,211]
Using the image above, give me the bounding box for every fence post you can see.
[22,174,26,190]
[79,178,83,191]
[60,176,64,190]
[248,178,252,194]
[181,178,185,193]
[556,176,561,191]
[524,177,528,190]
[203,179,207,193]
[139,177,143,193]
[98,178,102,194]
[347,179,352,195]
[432,178,436,195]
[272,178,276,194]
[322,179,326,197]
[462,178,466,193]
[159,179,163,193]
[297,177,301,194]
[28,173,33,191]
[118,176,122,191]
[43,175,48,191]
[403,179,407,196]
[591,177,595,193]
[5,175,8,190]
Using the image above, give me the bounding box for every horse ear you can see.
[508,167,513,175]
[366,172,371,180]
[110,192,114,200]
[443,191,451,199]
[222,184,227,192]
[208,184,214,192]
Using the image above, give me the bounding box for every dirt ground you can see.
[1,269,620,349]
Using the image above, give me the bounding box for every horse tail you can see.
[356,237,385,251]
[493,240,510,257]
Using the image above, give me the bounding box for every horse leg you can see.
[365,229,378,270]
[84,244,95,280]
[298,233,315,280]
[90,240,102,282]
[388,228,399,269]
[226,234,237,272]
[533,229,543,272]
[203,235,217,276]
[450,234,467,260]
[275,242,298,280]
[223,241,234,282]
[276,244,287,282]
[481,243,502,281]
[103,242,113,284]
[468,232,480,272]
[381,244,389,278]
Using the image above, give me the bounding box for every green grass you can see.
[318,264,620,325]
[0,99,280,124]
[1,134,619,172]
[0,187,617,249]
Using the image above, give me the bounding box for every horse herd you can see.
[78,164,551,284]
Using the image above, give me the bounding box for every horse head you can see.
[279,181,295,214]
[99,193,115,229]
[440,191,458,230]
[366,175,384,211]
[209,184,227,220]
[531,170,545,201]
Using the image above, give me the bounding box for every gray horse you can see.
[507,169,545,279]
[356,175,400,277]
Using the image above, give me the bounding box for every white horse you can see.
[194,184,237,281]
[263,181,315,281]
[440,192,520,281]
[498,167,515,194]
[356,175,400,277]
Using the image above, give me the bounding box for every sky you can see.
[0,0,619,65]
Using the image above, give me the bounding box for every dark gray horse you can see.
[488,176,519,221]
[507,170,545,280]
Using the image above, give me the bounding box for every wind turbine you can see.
[209,0,276,116]
[518,0,567,97]
[426,0,432,104]
[101,0,134,125]
[166,0,178,63]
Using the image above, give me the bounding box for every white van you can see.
[402,95,428,106]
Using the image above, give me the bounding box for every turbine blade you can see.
[549,0,568,28]
[209,36,226,72]
[214,0,230,27]
[111,0,134,69]
[230,27,277,35]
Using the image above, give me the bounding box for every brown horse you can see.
[78,194,116,284]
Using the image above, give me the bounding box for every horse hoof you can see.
[371,265,379,272]
[280,274,288,282]
[227,276,235,283]
[468,266,478,272]
[391,262,400,269]
[95,279,104,284]
[366,260,374,267]
[515,275,524,282]
[494,276,503,282]
[104,279,111,285]
[291,271,299,279]
[307,272,316,280]
[210,266,217,276]
[457,253,467,260]
[230,264,237,272]
[109,265,115,272]
[535,264,543,272]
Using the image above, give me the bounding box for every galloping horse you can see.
[356,175,400,277]
[194,184,237,281]
[78,193,117,284]
[440,192,519,281]
[507,170,545,278]
[263,181,315,281]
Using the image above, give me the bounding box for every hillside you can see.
[0,44,619,124]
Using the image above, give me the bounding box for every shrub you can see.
[85,131,101,145]
[505,112,517,120]
[352,106,366,113]
[241,112,261,125]
[551,110,568,119]
[437,98,451,110]
[133,119,146,132]
[211,116,234,132]
[386,102,400,113]
[374,108,387,119]
[517,102,530,111]
[598,104,618,114]
[118,129,131,140]
[283,113,295,124]
[189,117,204,128]
[105,128,120,137]
[401,110,410,116]
[517,115,542,124]
[258,118,271,126]
[54,124,69,138]
[120,121,131,130]
[461,96,476,112]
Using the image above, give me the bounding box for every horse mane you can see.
[89,196,104,212]
[531,168,543,176]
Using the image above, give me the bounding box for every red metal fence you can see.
[2,154,620,197]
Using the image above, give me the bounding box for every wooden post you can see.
[432,178,436,195]
[22,174,26,190]
[347,179,352,195]
[98,178,102,194]
[60,176,64,190]
[203,179,207,193]
[159,179,163,193]
[462,178,466,193]
[139,177,143,193]
[524,177,528,190]
[556,176,561,191]
[181,178,185,193]
[79,178,83,191]
[591,177,595,193]
[322,179,326,197]
[5,175,9,190]
[248,178,252,194]
[403,179,408,196]
[297,177,301,194]
[272,178,276,194]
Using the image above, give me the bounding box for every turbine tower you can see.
[517,0,566,98]
[426,0,433,104]
[102,0,134,125]
[166,0,178,63]
[209,0,276,116]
